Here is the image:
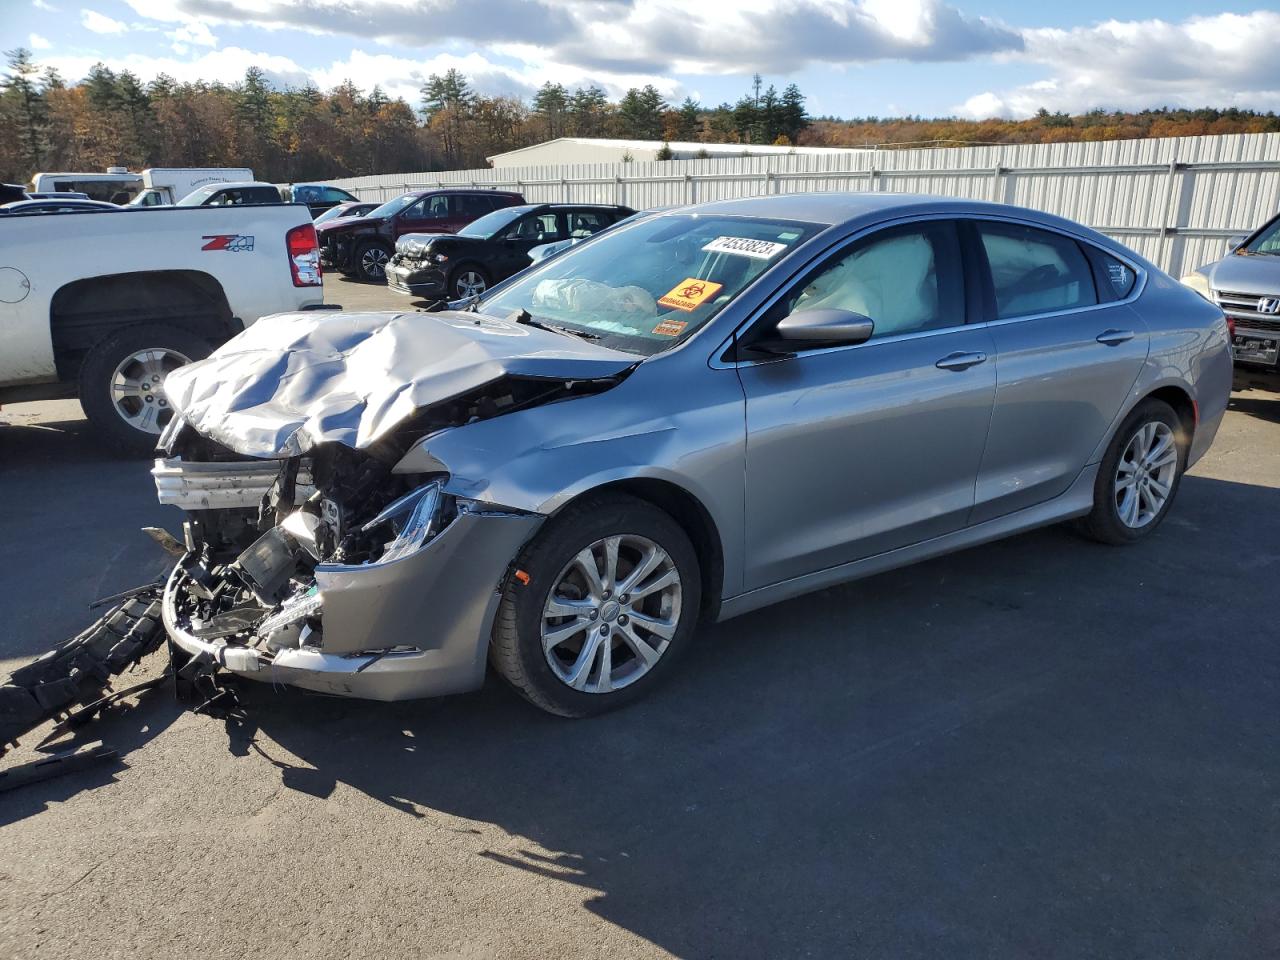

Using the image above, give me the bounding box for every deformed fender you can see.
[394,357,749,597]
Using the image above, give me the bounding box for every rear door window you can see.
[976,222,1097,319]
[453,195,496,217]
[565,210,612,237]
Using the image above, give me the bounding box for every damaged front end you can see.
[155,433,542,701]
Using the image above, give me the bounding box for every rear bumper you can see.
[162,508,544,701]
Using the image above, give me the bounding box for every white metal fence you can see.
[323,133,1280,278]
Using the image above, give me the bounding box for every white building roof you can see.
[487,137,869,163]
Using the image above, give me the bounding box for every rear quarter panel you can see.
[0,205,322,383]
[1093,271,1232,468]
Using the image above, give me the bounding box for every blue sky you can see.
[10,0,1280,120]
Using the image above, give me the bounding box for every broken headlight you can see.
[360,480,449,565]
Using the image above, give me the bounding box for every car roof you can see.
[203,181,278,190]
[408,188,523,198]
[2,198,117,210]
[667,192,1124,248]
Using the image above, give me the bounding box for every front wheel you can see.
[449,264,489,300]
[77,323,211,455]
[1075,398,1187,544]
[490,493,702,717]
[354,241,391,281]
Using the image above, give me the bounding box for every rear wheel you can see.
[78,323,211,455]
[490,493,701,717]
[1075,398,1187,544]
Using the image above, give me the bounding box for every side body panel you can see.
[971,302,1150,524]
[737,325,997,589]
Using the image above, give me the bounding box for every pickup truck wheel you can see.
[355,241,391,282]
[490,493,701,717]
[78,323,211,455]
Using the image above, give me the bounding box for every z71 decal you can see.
[202,235,256,252]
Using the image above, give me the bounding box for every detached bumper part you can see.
[163,509,543,701]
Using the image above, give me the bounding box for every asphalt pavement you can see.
[1,285,1278,959]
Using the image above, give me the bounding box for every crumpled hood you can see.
[163,310,638,458]
[1207,254,1280,296]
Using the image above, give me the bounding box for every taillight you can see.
[286,223,321,287]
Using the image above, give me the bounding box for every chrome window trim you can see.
[711,211,1149,370]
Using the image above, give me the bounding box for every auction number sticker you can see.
[652,318,688,336]
[701,236,788,260]
[658,278,723,312]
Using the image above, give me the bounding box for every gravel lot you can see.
[2,280,1279,959]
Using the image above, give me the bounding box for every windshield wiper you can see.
[510,309,602,341]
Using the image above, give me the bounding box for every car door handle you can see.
[1096,329,1135,346]
[935,351,988,371]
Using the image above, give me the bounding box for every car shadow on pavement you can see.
[177,473,1278,958]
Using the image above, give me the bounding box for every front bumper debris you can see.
[0,587,166,756]
[156,450,545,701]
[385,259,446,298]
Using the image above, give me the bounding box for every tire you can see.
[78,323,211,455]
[449,264,490,300]
[490,493,702,717]
[1074,398,1188,545]
[354,241,392,282]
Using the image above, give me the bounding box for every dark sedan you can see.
[385,203,634,300]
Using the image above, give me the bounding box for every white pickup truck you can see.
[0,204,325,452]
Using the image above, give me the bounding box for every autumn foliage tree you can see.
[2,48,1277,186]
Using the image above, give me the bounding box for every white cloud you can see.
[955,11,1280,118]
[29,33,53,50]
[33,0,59,9]
[112,0,1021,75]
[81,8,128,34]
[168,20,218,52]
[37,46,313,90]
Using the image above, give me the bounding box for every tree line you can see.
[2,45,1278,185]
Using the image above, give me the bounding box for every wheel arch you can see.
[49,270,234,380]
[552,477,725,622]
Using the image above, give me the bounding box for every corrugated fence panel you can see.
[322,133,1280,276]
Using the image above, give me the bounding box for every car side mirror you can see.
[1227,234,1248,252]
[775,308,875,346]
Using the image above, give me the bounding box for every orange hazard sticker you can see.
[652,318,688,337]
[658,278,723,312]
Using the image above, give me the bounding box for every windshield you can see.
[479,214,821,355]
[365,194,419,219]
[175,184,220,206]
[458,205,533,239]
[1242,216,1280,256]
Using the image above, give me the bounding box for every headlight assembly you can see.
[360,480,449,565]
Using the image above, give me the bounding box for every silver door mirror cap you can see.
[776,308,875,346]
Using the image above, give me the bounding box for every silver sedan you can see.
[154,193,1232,716]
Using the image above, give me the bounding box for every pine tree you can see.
[532,82,569,139]
[676,97,700,141]
[1,48,46,171]
[568,85,608,137]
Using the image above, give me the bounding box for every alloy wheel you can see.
[1114,420,1177,528]
[541,534,682,693]
[110,347,192,434]
[361,246,389,279]
[454,270,487,298]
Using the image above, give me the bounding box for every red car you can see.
[317,189,525,281]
